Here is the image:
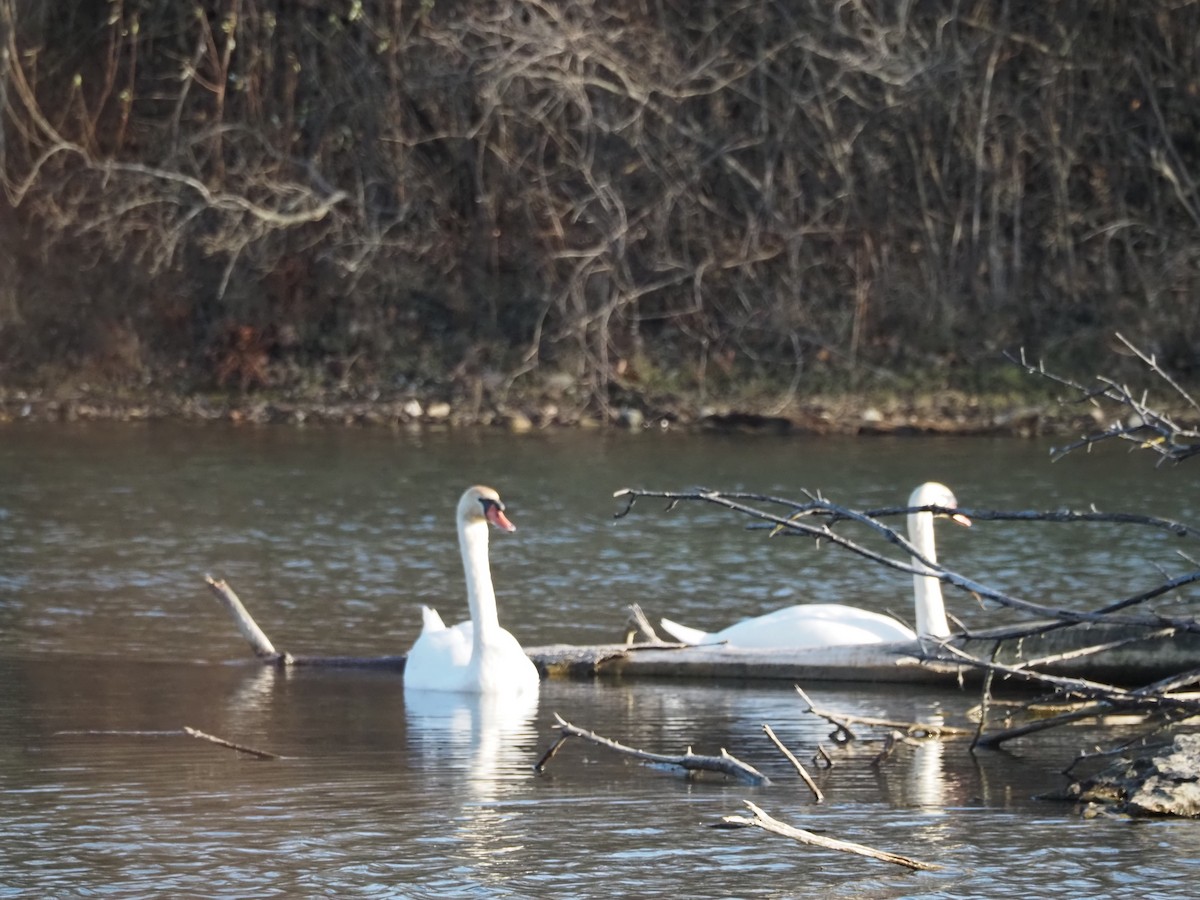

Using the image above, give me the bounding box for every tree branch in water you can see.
[534,713,770,785]
[717,801,941,871]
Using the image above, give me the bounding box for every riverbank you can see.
[0,382,1102,437]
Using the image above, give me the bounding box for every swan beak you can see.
[951,512,972,527]
[484,501,517,532]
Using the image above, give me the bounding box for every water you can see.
[3,422,1200,897]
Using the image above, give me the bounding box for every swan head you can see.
[909,482,971,527]
[458,485,516,532]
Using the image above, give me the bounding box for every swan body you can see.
[403,486,539,695]
[658,482,970,649]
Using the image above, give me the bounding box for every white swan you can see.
[658,482,971,648]
[403,486,539,695]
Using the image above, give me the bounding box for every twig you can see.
[535,713,770,785]
[762,723,823,802]
[182,726,280,760]
[53,726,280,759]
[718,801,941,871]
[1007,339,1200,464]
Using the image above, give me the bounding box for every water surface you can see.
[2,422,1199,897]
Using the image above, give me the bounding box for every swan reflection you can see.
[405,688,540,878]
[404,688,540,794]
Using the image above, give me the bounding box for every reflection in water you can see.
[8,427,1200,898]
[405,688,539,791]
[404,688,540,882]
[907,737,947,811]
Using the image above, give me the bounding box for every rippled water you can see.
[3,422,1200,897]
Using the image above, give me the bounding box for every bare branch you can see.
[535,713,770,785]
[719,801,941,872]
[762,723,824,803]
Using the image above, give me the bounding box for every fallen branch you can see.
[623,603,669,644]
[206,575,289,663]
[718,801,941,871]
[794,686,974,742]
[182,726,280,759]
[612,488,1200,635]
[206,576,407,670]
[54,726,280,759]
[762,723,823,802]
[535,713,770,785]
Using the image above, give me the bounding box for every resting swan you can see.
[403,486,539,695]
[658,482,971,648]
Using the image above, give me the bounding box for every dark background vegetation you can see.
[1,0,1198,417]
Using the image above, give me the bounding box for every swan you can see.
[658,482,971,648]
[403,486,540,695]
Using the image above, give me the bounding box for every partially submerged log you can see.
[208,576,1200,687]
[526,623,1200,688]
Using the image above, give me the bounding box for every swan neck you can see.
[460,518,500,642]
[908,509,950,638]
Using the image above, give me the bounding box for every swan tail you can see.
[420,605,447,632]
[658,616,709,645]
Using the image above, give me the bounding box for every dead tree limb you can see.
[762,723,824,802]
[205,575,289,663]
[794,686,974,743]
[612,488,1200,635]
[54,726,280,759]
[182,726,280,760]
[535,713,770,785]
[205,576,407,670]
[623,603,669,644]
[718,801,941,871]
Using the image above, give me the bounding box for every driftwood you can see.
[182,726,280,759]
[762,723,824,802]
[535,713,770,785]
[794,686,974,744]
[718,801,941,871]
[208,575,1200,709]
[55,726,280,759]
[207,576,406,670]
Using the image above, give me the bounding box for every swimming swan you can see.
[403,486,539,695]
[658,482,971,648]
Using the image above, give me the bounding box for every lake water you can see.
[2,421,1200,897]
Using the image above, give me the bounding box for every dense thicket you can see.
[1,0,1198,408]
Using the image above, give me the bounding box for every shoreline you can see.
[0,384,1099,437]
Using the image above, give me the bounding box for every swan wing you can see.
[405,610,475,691]
[420,605,448,632]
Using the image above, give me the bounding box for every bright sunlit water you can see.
[2,421,1200,897]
